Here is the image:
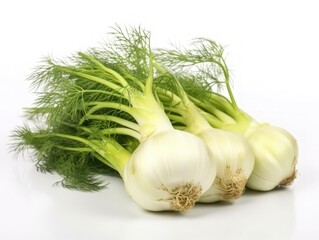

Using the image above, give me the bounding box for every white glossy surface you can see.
[1,1,318,239]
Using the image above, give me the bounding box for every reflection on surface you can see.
[201,189,296,240]
[122,188,295,240]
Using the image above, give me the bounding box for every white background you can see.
[1,0,318,239]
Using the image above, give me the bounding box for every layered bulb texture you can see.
[174,101,255,203]
[123,129,217,212]
[198,128,255,202]
[244,123,298,191]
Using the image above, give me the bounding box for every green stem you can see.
[56,146,94,152]
[78,52,129,87]
[200,111,224,128]
[204,93,237,117]
[189,95,237,123]
[166,114,185,124]
[82,115,139,131]
[122,72,145,91]
[221,58,238,111]
[80,101,133,125]
[209,91,233,106]
[158,85,225,129]
[50,133,129,175]
[56,66,129,99]
[91,140,131,177]
[191,93,252,123]
[144,54,154,97]
[157,89,183,107]
[153,71,212,134]
[100,128,141,140]
[208,105,237,123]
[164,106,184,116]
[173,125,187,131]
[80,89,124,99]
[56,142,120,171]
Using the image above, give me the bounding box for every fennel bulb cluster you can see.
[157,37,298,193]
[11,25,298,214]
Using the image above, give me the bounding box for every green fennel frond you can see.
[155,38,238,110]
[155,38,228,87]
[10,125,119,191]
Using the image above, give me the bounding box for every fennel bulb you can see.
[181,103,254,202]
[244,123,298,191]
[123,129,216,211]
[198,128,254,202]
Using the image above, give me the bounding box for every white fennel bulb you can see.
[123,129,216,212]
[168,99,255,203]
[245,123,298,191]
[198,128,255,202]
